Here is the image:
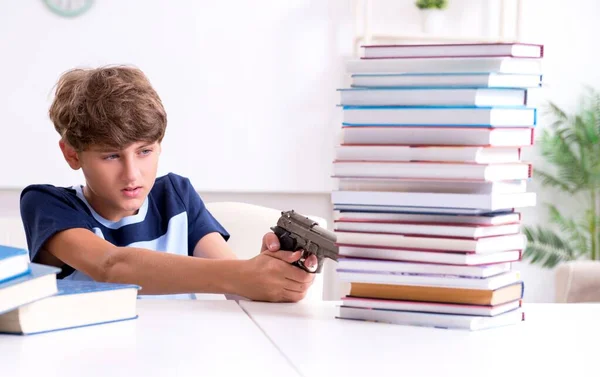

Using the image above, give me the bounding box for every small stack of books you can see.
[0,244,139,335]
[332,42,543,331]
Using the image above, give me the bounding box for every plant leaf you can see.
[534,169,575,193]
[529,89,600,267]
[523,225,577,268]
[546,204,589,258]
[543,101,568,127]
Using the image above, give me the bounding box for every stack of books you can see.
[331,42,543,331]
[0,244,139,335]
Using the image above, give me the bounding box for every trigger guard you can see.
[292,252,318,273]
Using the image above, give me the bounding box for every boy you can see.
[19,66,316,302]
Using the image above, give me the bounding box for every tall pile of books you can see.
[0,244,139,335]
[332,42,543,331]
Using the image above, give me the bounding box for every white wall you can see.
[0,0,349,300]
[2,0,599,302]
[0,0,354,193]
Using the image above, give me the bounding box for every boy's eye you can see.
[140,149,153,156]
[103,154,119,160]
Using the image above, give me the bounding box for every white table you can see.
[240,300,600,377]
[0,300,300,377]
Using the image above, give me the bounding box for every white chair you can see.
[555,260,600,303]
[205,201,327,302]
[0,217,27,249]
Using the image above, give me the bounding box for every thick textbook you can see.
[350,72,542,88]
[0,263,60,316]
[342,106,536,127]
[0,280,139,335]
[360,42,544,59]
[341,126,534,146]
[0,245,30,284]
[338,87,527,107]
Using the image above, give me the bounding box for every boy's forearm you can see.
[104,246,246,296]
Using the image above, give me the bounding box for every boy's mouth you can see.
[122,186,142,198]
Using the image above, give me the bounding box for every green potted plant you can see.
[523,87,600,269]
[415,0,448,34]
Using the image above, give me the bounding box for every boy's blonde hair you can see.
[49,66,167,151]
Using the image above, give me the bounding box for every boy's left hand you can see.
[261,232,318,270]
[260,232,317,299]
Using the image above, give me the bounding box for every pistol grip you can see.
[271,226,318,273]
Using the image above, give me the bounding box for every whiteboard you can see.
[0,0,351,193]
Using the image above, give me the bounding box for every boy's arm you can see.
[192,232,238,259]
[192,232,318,271]
[44,228,313,301]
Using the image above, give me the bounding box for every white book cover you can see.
[335,177,527,194]
[334,145,522,164]
[333,210,522,226]
[331,190,537,211]
[333,204,518,215]
[336,269,522,290]
[341,296,522,317]
[360,42,543,59]
[338,245,522,265]
[336,257,512,278]
[334,220,521,239]
[335,231,526,254]
[337,305,524,330]
[350,72,542,88]
[332,161,532,181]
[338,88,527,107]
[346,56,543,74]
[342,106,536,127]
[341,127,534,146]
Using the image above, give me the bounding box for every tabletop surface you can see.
[239,300,600,377]
[0,299,300,377]
[3,298,598,377]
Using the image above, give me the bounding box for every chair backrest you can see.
[555,260,600,303]
[205,201,326,301]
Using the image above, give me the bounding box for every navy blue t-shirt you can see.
[19,173,229,299]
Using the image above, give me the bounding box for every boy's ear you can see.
[59,139,82,170]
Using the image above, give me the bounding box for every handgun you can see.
[270,210,338,273]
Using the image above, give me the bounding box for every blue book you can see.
[0,280,140,335]
[0,263,60,316]
[0,245,30,284]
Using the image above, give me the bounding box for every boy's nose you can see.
[122,159,141,182]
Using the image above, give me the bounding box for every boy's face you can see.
[69,141,161,221]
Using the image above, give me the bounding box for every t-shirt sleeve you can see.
[20,185,93,263]
[168,174,230,256]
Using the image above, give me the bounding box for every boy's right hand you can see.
[236,247,315,303]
